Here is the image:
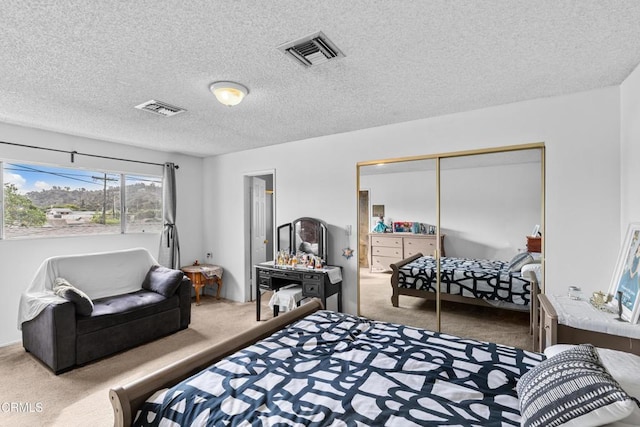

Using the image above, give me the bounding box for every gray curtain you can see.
[158,162,180,268]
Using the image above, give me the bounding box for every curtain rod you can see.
[0,140,179,169]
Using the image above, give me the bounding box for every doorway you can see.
[358,190,370,268]
[244,171,275,302]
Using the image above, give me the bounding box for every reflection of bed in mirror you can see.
[390,252,538,311]
[295,218,320,254]
[277,217,328,262]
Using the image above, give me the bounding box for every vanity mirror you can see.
[277,217,328,264]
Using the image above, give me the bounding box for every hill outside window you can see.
[1,161,162,239]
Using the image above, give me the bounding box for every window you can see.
[124,175,162,233]
[1,162,162,239]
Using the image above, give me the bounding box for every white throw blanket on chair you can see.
[17,248,157,329]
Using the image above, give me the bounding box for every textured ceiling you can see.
[1,1,640,157]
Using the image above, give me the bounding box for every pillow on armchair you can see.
[142,265,184,298]
[53,277,94,316]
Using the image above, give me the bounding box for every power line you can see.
[5,164,106,187]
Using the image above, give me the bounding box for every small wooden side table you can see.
[181,264,223,305]
[526,236,542,253]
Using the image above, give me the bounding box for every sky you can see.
[3,163,159,194]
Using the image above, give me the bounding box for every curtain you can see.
[158,162,180,268]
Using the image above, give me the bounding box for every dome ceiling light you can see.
[209,81,249,107]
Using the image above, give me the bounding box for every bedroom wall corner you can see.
[203,86,622,314]
[621,63,640,231]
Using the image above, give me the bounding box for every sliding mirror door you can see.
[358,158,439,331]
[438,148,543,348]
[357,144,544,350]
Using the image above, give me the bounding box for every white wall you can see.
[0,122,204,345]
[621,62,640,229]
[361,169,437,232]
[361,161,541,261]
[204,86,621,313]
[0,85,623,344]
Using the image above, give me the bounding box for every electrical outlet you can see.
[206,252,212,259]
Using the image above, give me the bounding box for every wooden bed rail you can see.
[522,270,540,351]
[390,252,423,307]
[109,298,324,427]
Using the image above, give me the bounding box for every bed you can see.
[111,299,640,427]
[390,253,534,311]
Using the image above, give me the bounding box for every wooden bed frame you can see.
[390,252,536,310]
[109,298,324,427]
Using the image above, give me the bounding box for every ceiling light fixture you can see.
[209,81,249,107]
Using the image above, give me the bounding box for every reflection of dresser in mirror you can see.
[369,233,445,273]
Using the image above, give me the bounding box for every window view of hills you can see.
[2,163,162,239]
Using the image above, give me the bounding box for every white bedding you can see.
[133,310,543,426]
[17,247,157,329]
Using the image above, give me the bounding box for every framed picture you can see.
[372,205,385,217]
[608,223,640,323]
[393,221,413,233]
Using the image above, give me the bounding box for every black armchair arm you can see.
[21,302,77,374]
[177,276,192,329]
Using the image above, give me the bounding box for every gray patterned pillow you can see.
[508,252,534,272]
[53,277,94,316]
[517,344,638,427]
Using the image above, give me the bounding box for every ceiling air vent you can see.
[277,31,345,67]
[134,100,186,117]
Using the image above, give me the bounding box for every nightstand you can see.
[526,236,541,253]
[538,293,640,355]
[181,264,223,305]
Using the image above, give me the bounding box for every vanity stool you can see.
[268,285,304,316]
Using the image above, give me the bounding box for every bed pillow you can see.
[544,345,640,427]
[545,344,640,400]
[508,252,534,272]
[53,277,94,316]
[142,265,184,297]
[517,344,638,427]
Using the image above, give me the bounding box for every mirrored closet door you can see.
[358,157,439,331]
[357,144,544,350]
[438,148,543,345]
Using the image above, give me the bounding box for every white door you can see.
[251,177,267,269]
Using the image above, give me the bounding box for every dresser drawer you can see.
[258,277,271,290]
[303,273,322,282]
[403,237,436,257]
[371,245,402,258]
[370,235,402,248]
[371,255,402,272]
[303,282,322,297]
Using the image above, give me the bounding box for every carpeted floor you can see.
[0,279,533,426]
[0,295,272,427]
[358,268,534,351]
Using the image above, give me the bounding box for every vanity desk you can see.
[255,262,342,321]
